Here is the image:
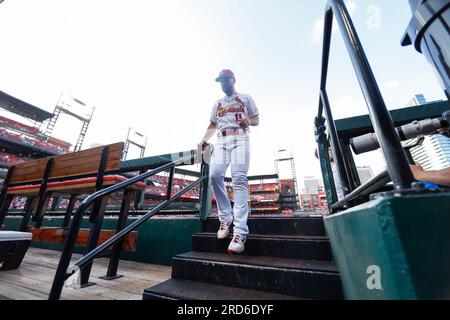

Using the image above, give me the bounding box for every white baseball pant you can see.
[209,133,250,237]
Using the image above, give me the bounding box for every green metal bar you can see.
[335,100,450,139]
[66,176,206,274]
[325,192,450,299]
[330,170,390,212]
[315,116,338,211]
[120,150,197,172]
[49,152,199,300]
[199,162,211,221]
[341,140,362,188]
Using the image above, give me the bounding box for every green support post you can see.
[315,116,338,212]
[198,146,213,221]
[341,140,362,188]
[199,162,211,221]
[325,191,450,299]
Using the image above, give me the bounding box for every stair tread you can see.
[202,216,326,236]
[195,232,329,241]
[144,279,304,300]
[174,251,339,274]
[205,217,324,221]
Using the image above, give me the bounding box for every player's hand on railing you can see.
[197,140,213,164]
[197,140,210,152]
[239,119,250,130]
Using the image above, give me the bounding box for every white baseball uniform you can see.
[209,92,259,238]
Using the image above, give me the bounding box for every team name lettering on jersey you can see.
[216,102,245,118]
[210,93,258,131]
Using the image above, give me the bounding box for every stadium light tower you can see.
[41,92,95,152]
[123,127,148,160]
[274,149,300,209]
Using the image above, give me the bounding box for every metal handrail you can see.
[316,0,414,211]
[330,170,391,212]
[69,177,205,273]
[48,151,207,300]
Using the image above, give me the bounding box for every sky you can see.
[0,0,447,186]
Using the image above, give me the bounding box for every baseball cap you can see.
[215,69,235,82]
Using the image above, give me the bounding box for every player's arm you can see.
[239,115,259,130]
[249,115,259,126]
[201,122,217,143]
[410,165,450,187]
[239,95,259,129]
[198,122,217,151]
[202,101,219,145]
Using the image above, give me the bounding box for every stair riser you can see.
[202,219,326,236]
[192,235,333,261]
[172,258,343,300]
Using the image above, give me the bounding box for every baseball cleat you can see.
[227,234,246,254]
[217,217,233,240]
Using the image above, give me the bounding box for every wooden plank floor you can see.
[0,248,171,300]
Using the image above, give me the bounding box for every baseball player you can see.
[199,69,259,254]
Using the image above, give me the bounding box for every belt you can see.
[218,128,247,137]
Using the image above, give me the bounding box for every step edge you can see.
[172,255,340,276]
[144,279,304,300]
[143,291,180,300]
[193,233,330,242]
[205,217,324,220]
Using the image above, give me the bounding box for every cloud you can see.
[332,94,368,119]
[346,0,357,16]
[312,19,324,44]
[382,80,400,90]
[312,0,358,44]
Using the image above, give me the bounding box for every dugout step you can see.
[202,217,326,236]
[143,279,303,300]
[171,251,343,300]
[192,232,333,261]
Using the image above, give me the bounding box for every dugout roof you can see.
[0,90,54,123]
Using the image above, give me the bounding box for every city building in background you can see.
[357,166,374,185]
[299,180,328,210]
[304,176,320,194]
[407,94,450,170]
[410,135,450,170]
[300,190,328,210]
[300,193,320,209]
[407,94,427,107]
[407,93,443,107]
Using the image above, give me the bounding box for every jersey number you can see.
[235,113,243,122]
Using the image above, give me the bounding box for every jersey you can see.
[210,93,259,131]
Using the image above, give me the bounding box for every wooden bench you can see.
[0,142,144,224]
[4,142,139,193]
[0,142,145,283]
